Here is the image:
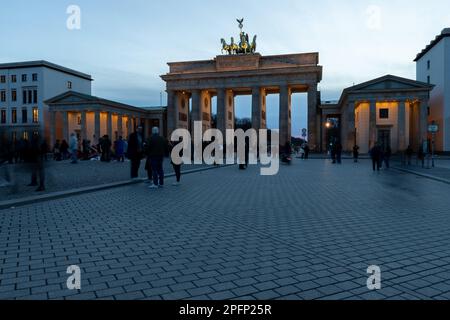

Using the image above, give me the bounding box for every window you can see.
[0,75,5,83]
[11,89,17,102]
[33,90,37,104]
[32,107,39,123]
[22,74,27,82]
[11,108,17,123]
[23,90,27,104]
[427,60,431,70]
[427,76,431,84]
[379,108,389,119]
[11,75,16,83]
[1,109,6,124]
[28,90,32,104]
[32,73,38,82]
[67,81,72,89]
[0,90,5,102]
[22,108,28,123]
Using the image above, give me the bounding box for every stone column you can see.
[419,98,429,144]
[369,100,377,148]
[62,111,69,142]
[166,90,176,137]
[117,114,123,138]
[191,90,201,132]
[226,90,235,130]
[94,111,101,144]
[107,112,113,139]
[49,111,56,145]
[279,85,291,146]
[397,100,406,152]
[127,115,133,138]
[216,88,226,135]
[344,101,356,152]
[252,86,262,131]
[307,84,318,150]
[80,110,87,141]
[158,115,164,138]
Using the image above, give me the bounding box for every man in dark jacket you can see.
[128,126,144,179]
[147,127,168,189]
[27,132,46,192]
[370,143,382,172]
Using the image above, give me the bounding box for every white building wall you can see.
[417,39,447,151]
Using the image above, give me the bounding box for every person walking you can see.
[418,145,426,168]
[370,143,382,172]
[303,143,310,160]
[405,145,413,166]
[53,140,62,161]
[169,138,183,186]
[114,136,125,162]
[27,132,46,192]
[69,133,78,164]
[143,138,153,184]
[147,127,168,189]
[353,145,360,163]
[384,146,392,169]
[128,126,144,179]
[335,141,343,164]
[60,139,69,160]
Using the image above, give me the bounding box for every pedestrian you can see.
[147,127,168,189]
[303,143,310,160]
[405,145,413,166]
[27,132,46,192]
[370,143,382,172]
[418,145,425,168]
[69,133,78,164]
[169,138,183,186]
[53,140,62,161]
[384,146,392,169]
[353,145,360,163]
[143,138,153,184]
[335,140,342,164]
[101,135,112,162]
[60,139,69,160]
[114,136,125,162]
[128,126,144,179]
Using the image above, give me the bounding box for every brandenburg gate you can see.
[161,20,323,149]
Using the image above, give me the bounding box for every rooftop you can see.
[0,60,93,81]
[415,28,450,62]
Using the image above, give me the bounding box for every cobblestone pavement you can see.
[1,159,450,300]
[0,159,204,202]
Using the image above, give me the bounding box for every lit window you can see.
[11,108,17,123]
[32,107,39,123]
[11,89,17,102]
[379,108,389,119]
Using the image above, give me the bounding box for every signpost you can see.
[301,128,307,139]
[428,121,439,168]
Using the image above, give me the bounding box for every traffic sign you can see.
[428,124,439,133]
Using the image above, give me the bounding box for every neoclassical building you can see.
[45,91,166,144]
[161,53,322,149]
[321,75,434,153]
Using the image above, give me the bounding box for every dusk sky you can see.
[2,0,450,136]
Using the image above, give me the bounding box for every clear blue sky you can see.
[1,0,449,136]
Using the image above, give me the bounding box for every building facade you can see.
[45,91,166,144]
[322,75,433,154]
[415,28,450,152]
[0,61,92,142]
